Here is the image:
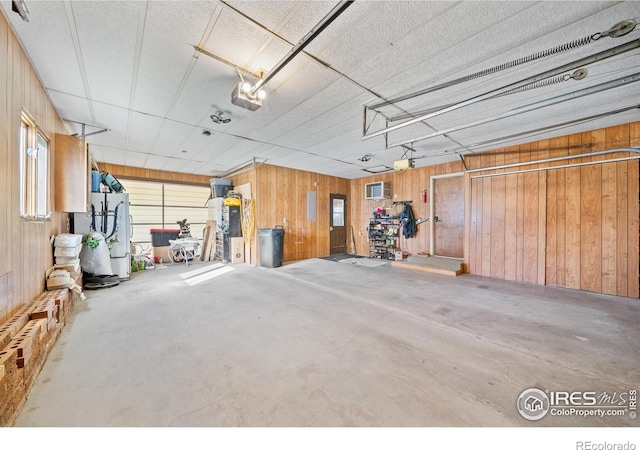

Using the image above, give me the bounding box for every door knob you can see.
[330,226,334,231]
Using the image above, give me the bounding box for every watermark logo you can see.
[517,388,550,421]
[517,388,637,421]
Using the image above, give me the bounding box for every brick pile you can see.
[0,287,80,426]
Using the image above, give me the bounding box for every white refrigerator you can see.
[73,192,131,280]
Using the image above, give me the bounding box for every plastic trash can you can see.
[258,227,285,268]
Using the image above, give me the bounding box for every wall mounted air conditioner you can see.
[365,182,391,200]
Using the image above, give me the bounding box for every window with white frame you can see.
[120,178,210,244]
[19,111,50,220]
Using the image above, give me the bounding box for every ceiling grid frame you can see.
[1,0,638,178]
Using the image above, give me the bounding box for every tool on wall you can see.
[350,226,357,254]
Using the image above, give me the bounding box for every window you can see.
[332,198,345,226]
[120,179,210,244]
[19,111,50,220]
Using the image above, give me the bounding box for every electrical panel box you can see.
[365,182,391,200]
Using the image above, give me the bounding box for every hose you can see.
[242,199,255,244]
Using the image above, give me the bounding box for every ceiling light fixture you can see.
[232,68,266,111]
[230,0,353,111]
[210,112,231,124]
[231,82,264,111]
[11,0,29,22]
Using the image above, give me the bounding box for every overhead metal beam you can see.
[388,72,640,148]
[250,0,353,94]
[361,39,640,141]
[193,45,263,79]
[368,19,636,110]
[467,147,640,173]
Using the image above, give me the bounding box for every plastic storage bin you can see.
[212,185,233,198]
[210,178,232,186]
[210,178,233,198]
[91,171,101,192]
[150,229,180,247]
[258,227,285,268]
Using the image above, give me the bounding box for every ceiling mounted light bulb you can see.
[257,89,266,100]
[242,82,252,93]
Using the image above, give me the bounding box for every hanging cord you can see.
[369,19,637,110]
[242,198,255,244]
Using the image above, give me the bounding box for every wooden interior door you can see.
[330,194,347,254]
[433,175,464,257]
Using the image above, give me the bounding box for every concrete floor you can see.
[13,258,640,427]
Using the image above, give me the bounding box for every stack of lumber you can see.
[200,220,217,262]
[0,287,79,426]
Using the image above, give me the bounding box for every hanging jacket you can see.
[398,204,416,238]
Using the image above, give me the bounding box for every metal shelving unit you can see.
[368,216,400,260]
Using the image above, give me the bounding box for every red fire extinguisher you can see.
[421,189,427,203]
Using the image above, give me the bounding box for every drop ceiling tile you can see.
[86,102,130,150]
[1,1,86,97]
[203,8,275,70]
[123,151,149,169]
[308,1,454,72]
[191,134,247,162]
[97,146,128,167]
[168,57,238,126]
[150,120,197,157]
[70,1,144,107]
[133,1,220,116]
[224,0,336,44]
[5,0,638,180]
[125,112,164,153]
[48,90,93,125]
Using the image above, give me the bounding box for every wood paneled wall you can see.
[4,7,636,305]
[0,13,69,323]
[232,164,350,263]
[350,162,464,258]
[97,163,210,186]
[466,123,640,298]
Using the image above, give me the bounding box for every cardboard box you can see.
[54,244,82,258]
[45,268,71,290]
[54,234,82,247]
[153,246,171,263]
[54,261,81,273]
[231,237,244,264]
[55,256,80,266]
